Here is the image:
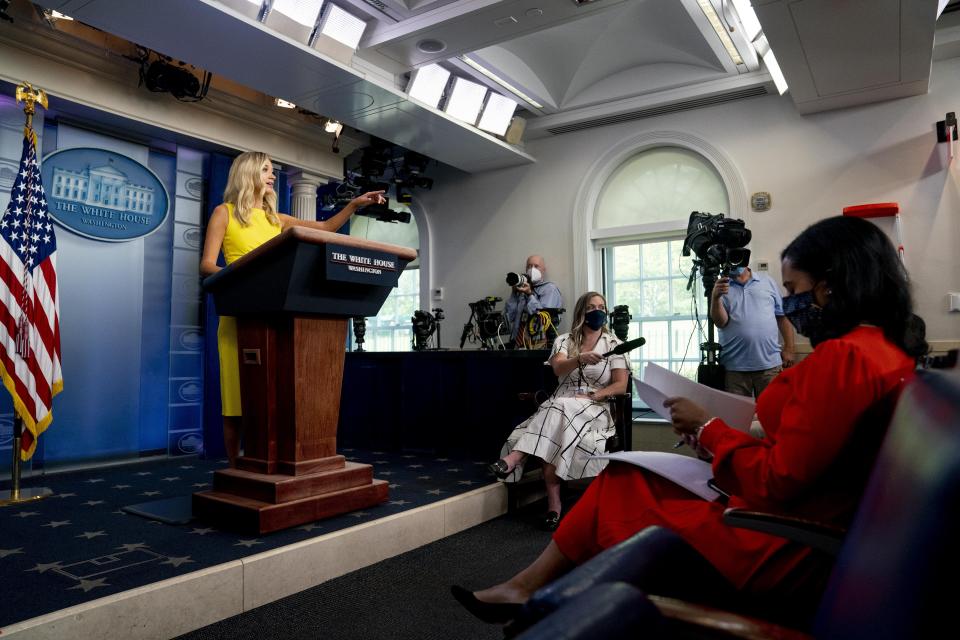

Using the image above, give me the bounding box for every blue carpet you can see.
[0,449,494,627]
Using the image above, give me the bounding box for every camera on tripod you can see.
[681,211,753,390]
[505,272,529,288]
[609,305,632,342]
[411,308,444,351]
[682,211,752,293]
[460,296,509,350]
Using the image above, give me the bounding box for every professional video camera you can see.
[460,297,509,350]
[681,211,752,390]
[682,211,752,293]
[609,305,632,342]
[411,308,444,351]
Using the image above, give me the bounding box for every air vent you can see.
[363,0,389,11]
[545,86,769,135]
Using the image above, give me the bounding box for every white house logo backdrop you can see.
[40,147,169,242]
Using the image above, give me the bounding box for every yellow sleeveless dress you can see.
[217,203,283,416]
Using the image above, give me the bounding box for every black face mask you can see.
[782,290,824,340]
[584,309,607,331]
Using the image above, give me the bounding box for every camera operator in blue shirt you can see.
[505,255,563,343]
[710,265,795,398]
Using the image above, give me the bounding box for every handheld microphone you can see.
[602,337,645,357]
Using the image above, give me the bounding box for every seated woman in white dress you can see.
[489,291,630,530]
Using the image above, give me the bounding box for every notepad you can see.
[594,450,723,501]
[635,363,756,432]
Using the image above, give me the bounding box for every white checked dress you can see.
[499,332,629,482]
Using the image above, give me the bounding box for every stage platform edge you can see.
[0,482,507,640]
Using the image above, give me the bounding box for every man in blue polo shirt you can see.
[710,265,795,398]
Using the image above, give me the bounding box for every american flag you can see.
[0,128,62,460]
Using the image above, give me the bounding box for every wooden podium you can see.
[194,227,417,534]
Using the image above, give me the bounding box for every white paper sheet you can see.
[595,451,723,501]
[642,363,756,432]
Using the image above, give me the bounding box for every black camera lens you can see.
[506,272,529,287]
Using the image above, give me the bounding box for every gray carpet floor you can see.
[176,507,555,640]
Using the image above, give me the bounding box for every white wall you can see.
[419,58,960,347]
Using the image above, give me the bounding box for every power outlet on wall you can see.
[756,261,769,271]
[432,287,444,300]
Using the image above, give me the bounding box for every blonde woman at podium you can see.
[200,151,385,467]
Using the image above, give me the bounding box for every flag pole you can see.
[0,82,52,507]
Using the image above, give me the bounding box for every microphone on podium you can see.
[602,337,645,357]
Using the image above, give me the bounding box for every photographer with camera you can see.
[711,263,795,398]
[505,255,563,345]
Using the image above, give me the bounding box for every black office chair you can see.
[511,369,960,639]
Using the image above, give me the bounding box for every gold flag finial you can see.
[15,83,48,130]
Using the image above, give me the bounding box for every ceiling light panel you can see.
[407,64,451,108]
[319,4,367,49]
[443,77,487,125]
[478,93,517,136]
[697,0,744,65]
[460,56,544,109]
[273,0,324,27]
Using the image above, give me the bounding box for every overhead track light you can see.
[477,93,518,137]
[443,77,487,125]
[318,4,367,50]
[272,0,324,27]
[407,64,451,108]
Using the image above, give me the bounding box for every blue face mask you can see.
[584,309,607,331]
[730,266,747,276]
[782,290,823,339]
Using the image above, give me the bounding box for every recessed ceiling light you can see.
[275,98,297,108]
[417,39,447,53]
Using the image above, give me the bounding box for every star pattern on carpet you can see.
[75,531,107,540]
[1,448,496,627]
[235,539,262,548]
[161,556,194,567]
[26,561,64,573]
[84,478,105,484]
[69,578,109,593]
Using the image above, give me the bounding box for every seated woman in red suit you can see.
[452,215,926,623]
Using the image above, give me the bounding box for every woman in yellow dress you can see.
[200,151,385,467]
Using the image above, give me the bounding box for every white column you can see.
[288,170,327,221]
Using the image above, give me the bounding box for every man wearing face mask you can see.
[710,264,795,398]
[505,255,563,344]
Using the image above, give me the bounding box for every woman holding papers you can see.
[454,216,924,625]
[487,291,630,531]
[200,151,385,467]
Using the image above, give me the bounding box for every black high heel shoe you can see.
[450,585,523,624]
[541,511,561,532]
[487,459,511,479]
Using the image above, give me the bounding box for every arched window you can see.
[594,147,730,381]
[349,203,423,351]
